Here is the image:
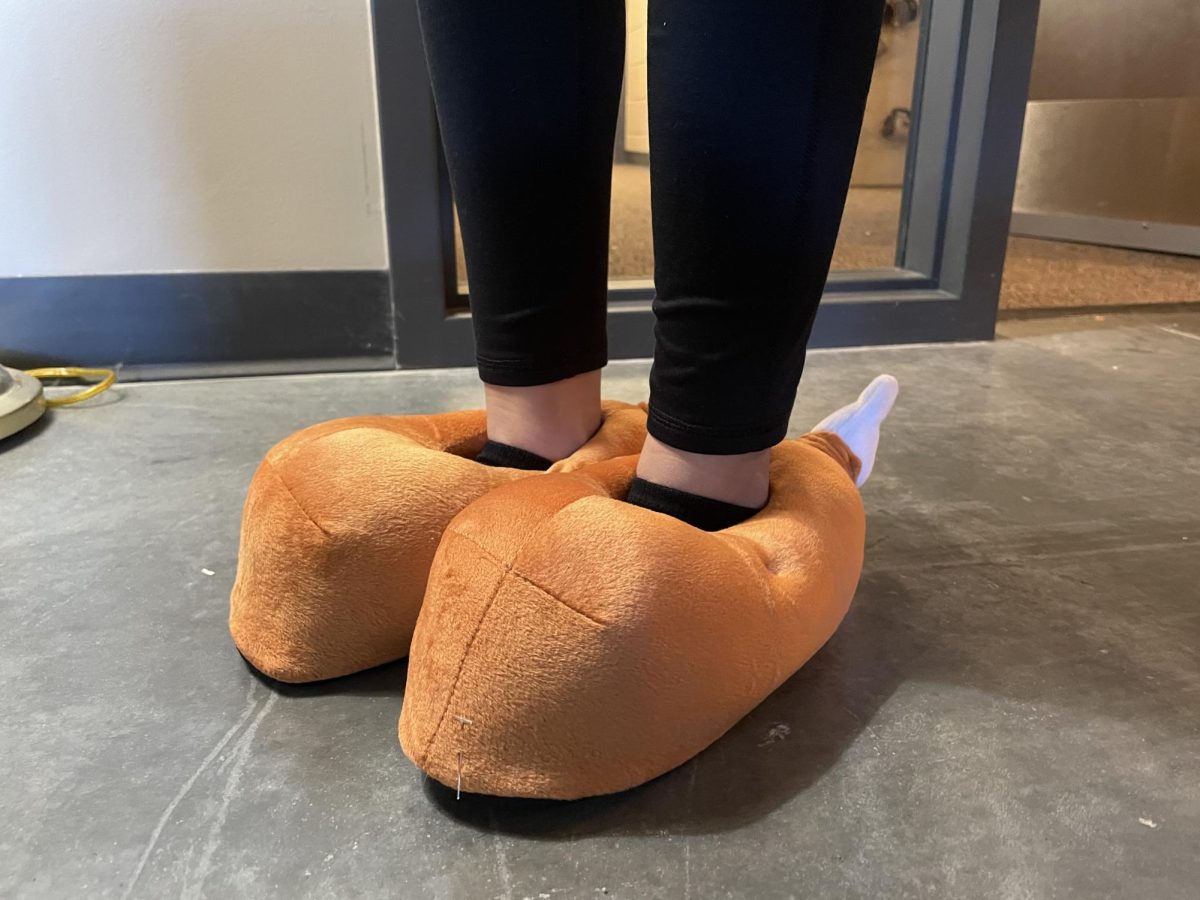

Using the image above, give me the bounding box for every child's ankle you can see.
[484,370,603,462]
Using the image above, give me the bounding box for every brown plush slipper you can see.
[229,401,647,683]
[399,432,865,799]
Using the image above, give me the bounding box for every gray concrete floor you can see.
[3,310,1199,899]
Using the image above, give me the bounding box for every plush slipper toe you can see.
[229,401,647,683]
[399,432,865,799]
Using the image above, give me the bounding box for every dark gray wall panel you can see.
[0,271,393,376]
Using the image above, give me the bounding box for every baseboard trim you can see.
[1010,212,1200,259]
[0,270,394,376]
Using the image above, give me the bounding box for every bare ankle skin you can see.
[635,434,771,508]
[484,370,603,462]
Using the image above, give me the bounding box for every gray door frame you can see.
[372,0,1040,370]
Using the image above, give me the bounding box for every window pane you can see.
[834,0,922,269]
[454,0,924,295]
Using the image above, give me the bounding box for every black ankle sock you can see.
[474,440,555,471]
[625,477,762,531]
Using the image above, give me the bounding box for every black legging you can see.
[416,0,884,454]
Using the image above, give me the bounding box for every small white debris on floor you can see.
[200,568,215,576]
[759,723,792,747]
[1138,817,1158,829]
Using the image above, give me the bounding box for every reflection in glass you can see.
[455,0,923,293]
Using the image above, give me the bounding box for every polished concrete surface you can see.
[3,311,1198,898]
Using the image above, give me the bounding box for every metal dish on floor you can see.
[0,365,47,441]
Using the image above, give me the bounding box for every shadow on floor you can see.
[0,410,52,454]
[243,654,409,700]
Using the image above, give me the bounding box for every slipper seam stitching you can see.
[422,496,631,768]
[448,530,607,628]
[507,568,608,628]
[420,522,608,764]
[418,539,510,768]
[268,464,333,539]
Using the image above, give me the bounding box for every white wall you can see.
[0,0,387,277]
